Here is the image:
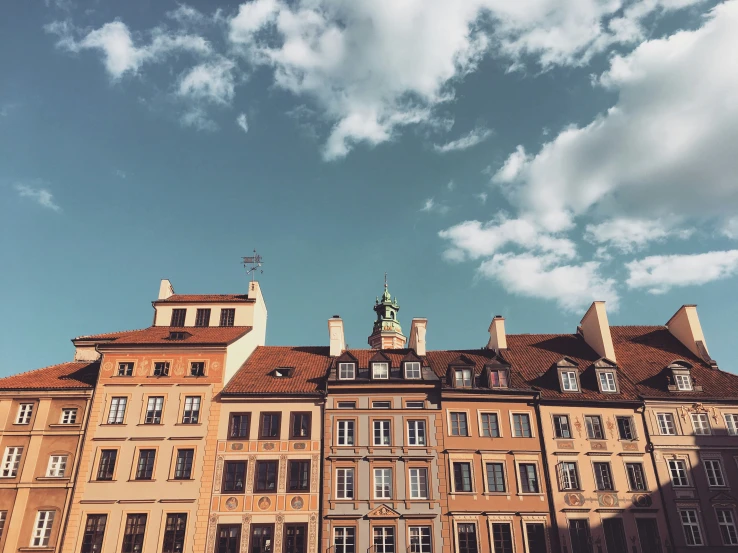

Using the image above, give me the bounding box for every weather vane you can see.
[242,250,264,282]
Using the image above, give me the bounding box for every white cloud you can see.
[177,58,236,105]
[475,192,488,204]
[447,180,455,191]
[14,183,61,212]
[626,250,738,294]
[236,113,249,133]
[420,198,450,215]
[584,217,693,253]
[114,169,127,179]
[722,217,738,239]
[434,127,493,153]
[180,107,217,131]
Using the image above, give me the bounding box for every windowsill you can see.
[12,423,32,426]
[174,423,203,427]
[136,423,163,426]
[99,423,127,427]
[517,493,544,496]
[48,424,82,429]
[18,548,54,552]
[596,490,618,493]
[450,491,475,495]
[254,489,278,494]
[168,478,194,482]
[289,489,310,493]
[258,437,281,440]
[36,476,70,482]
[482,492,509,496]
[227,437,250,441]
[128,479,156,482]
[93,479,115,483]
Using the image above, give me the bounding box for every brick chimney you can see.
[579,301,616,362]
[408,318,427,356]
[329,316,346,357]
[487,316,507,350]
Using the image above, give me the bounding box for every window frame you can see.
[559,461,580,491]
[584,415,604,440]
[254,460,279,492]
[117,362,134,377]
[121,514,147,553]
[334,526,356,553]
[335,467,354,499]
[674,373,693,391]
[404,362,422,379]
[373,419,392,446]
[1,446,23,478]
[408,467,428,499]
[479,412,501,438]
[511,412,533,438]
[373,467,393,499]
[288,459,311,492]
[144,396,164,424]
[593,462,614,491]
[668,459,691,487]
[162,513,187,553]
[219,308,236,327]
[703,458,727,487]
[170,308,186,327]
[657,412,677,435]
[338,363,356,380]
[453,368,473,388]
[153,362,170,377]
[290,412,312,439]
[691,413,711,435]
[46,454,68,478]
[560,370,579,392]
[485,461,506,493]
[452,461,473,493]
[134,448,157,481]
[336,420,355,446]
[679,509,704,546]
[553,415,572,439]
[407,420,427,446]
[372,362,390,380]
[228,412,250,440]
[517,462,540,494]
[449,412,469,437]
[80,514,107,553]
[16,403,34,425]
[30,510,55,547]
[181,396,201,424]
[625,462,647,491]
[716,508,738,545]
[724,413,738,436]
[107,396,128,425]
[96,449,118,481]
[597,370,618,393]
[60,408,78,424]
[194,308,211,327]
[222,460,246,493]
[616,416,636,441]
[259,412,282,439]
[173,448,194,480]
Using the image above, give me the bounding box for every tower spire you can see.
[368,274,406,349]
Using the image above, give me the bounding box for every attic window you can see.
[489,369,509,389]
[454,368,473,388]
[372,363,389,380]
[597,371,618,393]
[168,331,189,341]
[675,374,693,391]
[668,362,697,392]
[404,362,421,379]
[338,363,356,380]
[560,371,579,392]
[272,367,294,378]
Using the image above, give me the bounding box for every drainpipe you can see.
[533,393,562,553]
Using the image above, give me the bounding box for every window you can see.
[373,527,394,553]
[717,509,738,545]
[194,308,211,327]
[675,373,693,391]
[251,525,274,553]
[569,520,591,553]
[525,524,547,553]
[16,403,33,424]
[691,413,711,435]
[704,459,726,487]
[337,420,354,446]
[334,527,355,553]
[657,413,676,435]
[46,455,67,477]
[288,460,310,491]
[374,468,392,498]
[372,363,389,380]
[450,412,468,436]
[121,514,147,553]
[107,397,127,424]
[725,413,738,436]
[512,413,532,437]
[170,308,186,327]
[553,415,571,439]
[373,401,391,409]
[273,367,293,378]
[598,371,617,392]
[561,371,578,392]
[406,401,424,409]
[454,368,472,388]
[491,523,513,553]
[182,396,201,424]
[336,468,354,499]
[680,509,704,546]
[668,459,690,487]
[220,308,235,327]
[0,511,5,542]
[560,462,579,490]
[216,524,241,553]
[97,449,117,480]
[229,413,250,439]
[480,413,500,438]
[255,460,278,491]
[135,449,156,480]
[584,415,604,439]
[626,463,647,491]
[118,362,134,376]
[453,462,473,492]
[338,363,355,380]
[80,514,107,553]
[409,527,431,553]
[405,362,421,379]
[486,462,506,492]
[519,463,539,493]
[457,524,478,553]
[162,513,187,553]
[409,468,428,498]
[153,362,170,377]
[617,416,635,440]
[259,412,281,438]
[190,362,205,377]
[407,420,426,446]
[284,524,306,553]
[31,510,55,547]
[174,449,194,480]
[602,519,627,553]
[60,408,78,424]
[222,461,246,492]
[489,369,509,388]
[169,331,187,341]
[593,462,614,491]
[374,420,391,446]
[1,446,23,477]
[145,397,164,424]
[291,412,311,439]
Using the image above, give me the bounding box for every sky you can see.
[2,0,738,376]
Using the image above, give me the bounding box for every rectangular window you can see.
[336,468,354,499]
[519,463,540,493]
[454,368,472,388]
[636,518,662,553]
[46,455,67,477]
[553,415,571,439]
[372,363,389,380]
[525,523,547,553]
[260,412,281,438]
[334,527,355,553]
[373,526,394,553]
[337,420,355,446]
[668,459,690,487]
[374,467,392,499]
[108,397,127,424]
[725,414,738,436]
[170,308,186,327]
[512,413,532,437]
[408,420,426,445]
[190,362,205,377]
[626,463,647,491]
[117,362,134,377]
[617,416,635,440]
[288,460,310,491]
[96,449,117,481]
[593,462,614,491]
[135,449,156,480]
[31,510,55,547]
[406,401,424,409]
[174,449,194,480]
[162,513,187,553]
[0,511,6,542]
[80,514,107,553]
[60,408,78,424]
[338,363,355,380]
[603,519,627,553]
[251,526,273,553]
[480,413,500,437]
[222,461,246,492]
[561,371,578,391]
[489,369,509,388]
[569,520,591,553]
[405,362,422,379]
[194,308,211,327]
[1,446,23,477]
[409,467,428,498]
[291,412,311,439]
[491,523,513,553]
[16,403,33,424]
[121,514,147,553]
[486,462,506,492]
[409,527,431,553]
[657,413,676,435]
[717,508,738,545]
[255,460,278,491]
[598,371,617,392]
[585,415,604,439]
[372,401,391,409]
[680,509,704,546]
[220,308,235,327]
[453,462,473,492]
[182,396,201,424]
[691,413,711,435]
[145,396,164,424]
[457,524,478,553]
[560,462,579,490]
[374,420,391,446]
[704,459,726,487]
[450,412,468,436]
[675,373,693,391]
[229,413,250,439]
[153,362,170,377]
[281,524,306,553]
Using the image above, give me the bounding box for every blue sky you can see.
[2,0,738,376]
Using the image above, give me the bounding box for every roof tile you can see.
[0,361,99,390]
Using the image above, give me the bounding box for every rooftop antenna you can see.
[242,250,264,282]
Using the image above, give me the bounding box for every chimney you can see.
[329,316,346,357]
[487,316,507,350]
[667,305,712,362]
[579,301,616,362]
[158,279,174,300]
[408,318,427,356]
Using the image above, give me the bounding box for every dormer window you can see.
[338,363,356,380]
[489,369,509,389]
[372,363,389,380]
[404,362,421,379]
[675,374,693,391]
[598,371,617,393]
[272,367,294,378]
[168,331,189,341]
[454,368,472,388]
[561,371,579,392]
[667,361,698,392]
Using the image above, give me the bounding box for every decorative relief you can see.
[226,497,238,511]
[564,493,586,507]
[632,494,652,507]
[213,456,224,494]
[103,362,113,373]
[231,443,244,451]
[137,359,149,377]
[241,515,252,553]
[309,514,318,553]
[258,497,272,510]
[311,454,320,493]
[573,417,583,438]
[206,514,218,553]
[557,441,574,450]
[294,442,307,450]
[275,514,285,553]
[598,493,619,508]
[278,455,288,493]
[606,418,616,440]
[211,361,221,372]
[173,360,185,377]
[245,459,256,494]
[590,441,606,450]
[291,496,304,510]
[622,443,638,451]
[263,443,276,451]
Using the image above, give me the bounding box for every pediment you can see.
[402,351,422,364]
[710,491,736,504]
[370,351,391,365]
[336,351,358,363]
[593,357,617,369]
[555,356,579,369]
[367,504,401,519]
[448,354,475,368]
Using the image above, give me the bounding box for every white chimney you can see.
[667,305,710,360]
[329,316,346,357]
[408,318,427,356]
[579,301,616,362]
[487,316,507,350]
[158,279,174,300]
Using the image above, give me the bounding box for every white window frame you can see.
[46,455,67,478]
[598,371,617,392]
[511,412,533,438]
[374,467,392,499]
[479,411,501,438]
[675,374,693,391]
[668,459,690,487]
[373,526,395,553]
[16,403,34,425]
[657,413,676,435]
[484,461,506,493]
[691,413,711,435]
[409,467,428,499]
[182,396,201,424]
[372,363,389,380]
[409,526,431,553]
[725,413,738,436]
[374,420,391,446]
[337,420,355,446]
[336,468,354,499]
[334,527,355,553]
[716,508,738,545]
[31,510,55,547]
[561,371,579,392]
[145,396,164,424]
[60,408,77,424]
[679,509,704,546]
[560,462,579,490]
[454,368,472,388]
[107,397,127,424]
[338,363,356,380]
[704,459,727,487]
[1,447,23,478]
[404,362,422,379]
[407,420,426,446]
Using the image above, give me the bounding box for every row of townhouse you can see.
[1,277,737,553]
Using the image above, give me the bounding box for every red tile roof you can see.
[223,346,331,395]
[0,361,99,390]
[426,349,534,391]
[77,326,251,347]
[336,349,420,368]
[155,294,254,303]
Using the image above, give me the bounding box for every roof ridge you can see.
[74,328,143,340]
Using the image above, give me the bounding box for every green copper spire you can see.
[373,273,402,335]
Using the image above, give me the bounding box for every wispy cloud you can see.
[180,107,217,131]
[433,127,493,153]
[626,250,738,294]
[114,169,127,179]
[14,183,61,212]
[236,113,249,133]
[420,198,449,215]
[475,192,488,205]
